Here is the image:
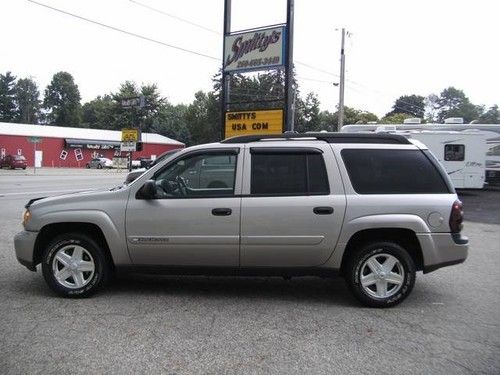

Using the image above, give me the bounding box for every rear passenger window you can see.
[341,149,450,194]
[251,151,329,195]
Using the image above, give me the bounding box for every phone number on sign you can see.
[236,56,281,69]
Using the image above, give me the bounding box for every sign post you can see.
[121,128,140,171]
[27,137,41,174]
[221,0,294,139]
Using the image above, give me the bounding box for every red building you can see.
[0,122,184,168]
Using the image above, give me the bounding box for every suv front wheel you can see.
[345,242,416,308]
[41,233,110,297]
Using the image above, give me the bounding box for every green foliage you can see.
[184,91,220,145]
[332,106,379,128]
[380,112,413,124]
[110,81,165,132]
[0,71,17,122]
[43,71,82,126]
[478,105,500,124]
[15,77,41,124]
[152,103,191,145]
[82,95,115,129]
[294,93,321,133]
[434,87,482,123]
[4,68,500,145]
[386,94,425,118]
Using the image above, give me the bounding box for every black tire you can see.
[41,233,110,298]
[345,241,416,308]
[86,163,90,169]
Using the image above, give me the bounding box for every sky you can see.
[1,0,499,118]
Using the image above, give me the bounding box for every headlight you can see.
[22,209,31,227]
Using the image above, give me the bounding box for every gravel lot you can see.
[1,169,499,374]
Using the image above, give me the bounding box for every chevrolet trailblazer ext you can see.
[14,133,468,307]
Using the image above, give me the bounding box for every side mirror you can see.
[137,180,156,199]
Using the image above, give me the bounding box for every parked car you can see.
[1,154,27,169]
[125,149,180,184]
[85,157,113,169]
[130,158,152,169]
[14,133,468,307]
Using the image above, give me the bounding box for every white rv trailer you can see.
[341,122,500,184]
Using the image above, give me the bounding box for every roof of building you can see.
[0,122,184,146]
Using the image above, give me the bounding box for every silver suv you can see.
[14,133,468,307]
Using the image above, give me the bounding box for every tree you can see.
[331,106,378,128]
[81,95,115,129]
[15,77,41,124]
[152,103,191,145]
[380,112,413,124]
[184,90,220,145]
[43,71,82,126]
[478,105,500,124]
[434,87,482,123]
[386,94,425,118]
[110,81,164,132]
[0,71,17,122]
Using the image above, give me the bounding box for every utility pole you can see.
[220,0,231,139]
[285,0,295,131]
[338,28,346,130]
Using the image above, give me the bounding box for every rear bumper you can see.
[14,230,38,271]
[417,232,468,273]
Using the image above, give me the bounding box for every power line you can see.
[295,61,340,78]
[128,0,220,35]
[297,76,338,85]
[27,0,220,61]
[126,0,348,83]
[29,0,424,115]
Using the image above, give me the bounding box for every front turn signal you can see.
[22,209,31,227]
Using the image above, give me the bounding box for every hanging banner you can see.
[224,25,286,73]
[224,109,284,138]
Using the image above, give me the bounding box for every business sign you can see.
[121,128,140,142]
[65,139,120,150]
[120,142,136,152]
[224,109,284,139]
[224,25,286,73]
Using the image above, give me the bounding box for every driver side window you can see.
[152,151,237,198]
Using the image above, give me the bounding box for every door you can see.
[240,146,346,267]
[125,148,242,266]
[35,150,43,168]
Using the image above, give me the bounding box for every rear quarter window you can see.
[341,149,451,194]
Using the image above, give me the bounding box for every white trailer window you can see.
[444,144,465,161]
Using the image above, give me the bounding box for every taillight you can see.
[449,200,464,233]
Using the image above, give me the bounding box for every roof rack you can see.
[221,132,411,144]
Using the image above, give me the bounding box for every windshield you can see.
[15,156,26,160]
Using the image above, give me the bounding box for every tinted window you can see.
[153,152,237,198]
[444,144,465,161]
[341,149,449,194]
[251,152,329,195]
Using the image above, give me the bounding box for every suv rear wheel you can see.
[345,242,416,308]
[41,233,110,297]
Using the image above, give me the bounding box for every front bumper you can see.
[417,232,468,273]
[14,230,38,271]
